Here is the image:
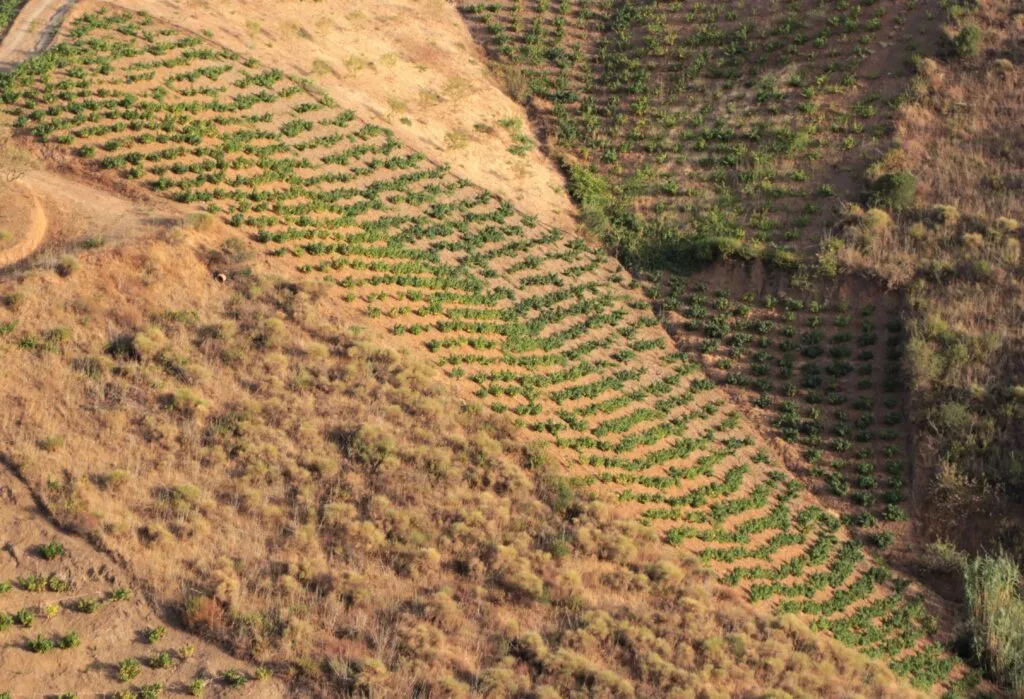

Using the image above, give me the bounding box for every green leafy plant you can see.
[868,171,917,211]
[150,650,173,669]
[26,634,55,653]
[118,658,142,682]
[222,670,248,687]
[15,608,34,628]
[57,631,81,649]
[38,539,65,560]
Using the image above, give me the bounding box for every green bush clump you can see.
[222,669,248,687]
[868,171,917,211]
[118,658,142,682]
[39,539,65,560]
[953,24,983,58]
[26,634,54,653]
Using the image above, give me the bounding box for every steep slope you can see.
[455,0,1024,695]
[832,2,1024,559]
[0,5,978,694]
[0,198,919,696]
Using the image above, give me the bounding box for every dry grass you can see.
[896,1,1023,223]
[0,211,915,696]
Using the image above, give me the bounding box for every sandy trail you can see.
[0,182,46,267]
[0,0,75,71]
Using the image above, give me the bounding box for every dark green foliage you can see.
[868,171,917,211]
[0,0,27,37]
[38,539,65,560]
[953,24,983,58]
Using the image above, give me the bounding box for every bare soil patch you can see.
[0,181,45,267]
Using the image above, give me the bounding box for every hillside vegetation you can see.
[0,210,921,697]
[0,3,990,696]
[0,1,28,37]
[460,0,1024,695]
[461,0,943,267]
[832,0,1024,557]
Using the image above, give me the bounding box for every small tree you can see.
[954,24,983,58]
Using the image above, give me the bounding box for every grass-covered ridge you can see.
[0,7,983,693]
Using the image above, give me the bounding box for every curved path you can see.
[0,182,46,267]
[0,0,75,72]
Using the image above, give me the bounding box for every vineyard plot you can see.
[0,8,972,692]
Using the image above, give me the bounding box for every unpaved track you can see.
[0,182,46,266]
[0,0,75,72]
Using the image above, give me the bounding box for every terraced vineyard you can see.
[646,277,915,543]
[460,0,937,263]
[0,8,977,693]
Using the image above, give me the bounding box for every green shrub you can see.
[39,538,65,560]
[139,684,163,699]
[954,24,983,58]
[15,608,34,627]
[26,634,54,653]
[963,552,1024,694]
[75,597,100,613]
[118,658,142,682]
[150,650,173,669]
[110,587,132,601]
[222,669,248,687]
[868,171,917,211]
[567,163,615,238]
[57,631,80,649]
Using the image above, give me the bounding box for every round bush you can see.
[868,171,917,211]
[954,24,983,58]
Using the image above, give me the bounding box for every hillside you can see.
[0,0,1020,696]
[460,0,1024,694]
[0,161,921,696]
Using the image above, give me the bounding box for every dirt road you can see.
[0,0,74,72]
[0,182,46,267]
